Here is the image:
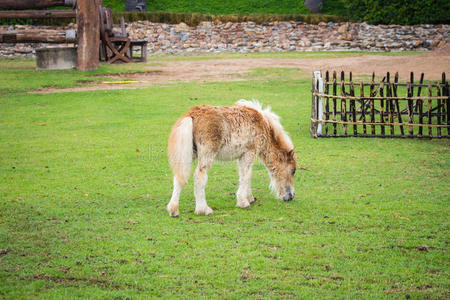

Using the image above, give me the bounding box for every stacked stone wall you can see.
[0,21,448,57]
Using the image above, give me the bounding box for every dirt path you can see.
[34,46,450,93]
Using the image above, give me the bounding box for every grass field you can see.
[0,53,448,298]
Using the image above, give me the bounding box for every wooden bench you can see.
[129,40,147,62]
[99,6,147,63]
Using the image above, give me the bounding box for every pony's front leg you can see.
[194,155,214,216]
[236,152,256,208]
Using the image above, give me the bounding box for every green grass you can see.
[101,0,449,25]
[0,59,157,96]
[103,0,310,14]
[0,54,448,298]
[101,0,352,16]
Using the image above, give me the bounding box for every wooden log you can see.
[360,82,367,134]
[388,82,395,135]
[418,73,424,136]
[325,71,329,135]
[332,71,337,135]
[312,119,450,128]
[312,134,446,138]
[310,73,318,137]
[0,29,76,43]
[311,92,447,101]
[379,81,385,135]
[350,81,357,136]
[441,73,447,122]
[406,83,414,136]
[393,72,404,135]
[436,83,442,137]
[443,72,449,136]
[415,73,425,114]
[0,0,75,9]
[341,71,347,135]
[0,10,76,19]
[370,73,375,134]
[76,0,99,71]
[427,85,433,136]
[325,82,435,88]
[386,72,394,135]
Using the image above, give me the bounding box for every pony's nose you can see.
[282,193,293,201]
[283,192,295,201]
[283,187,294,201]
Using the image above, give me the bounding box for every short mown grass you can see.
[0,53,448,298]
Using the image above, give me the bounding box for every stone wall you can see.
[0,21,448,57]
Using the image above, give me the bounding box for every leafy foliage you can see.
[2,0,447,25]
[325,0,450,24]
[104,0,310,15]
[113,11,347,26]
[102,0,449,24]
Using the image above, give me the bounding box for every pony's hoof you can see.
[169,211,179,217]
[167,203,179,217]
[249,196,257,204]
[236,201,250,208]
[195,206,213,216]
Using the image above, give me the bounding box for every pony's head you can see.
[235,99,298,201]
[269,148,297,201]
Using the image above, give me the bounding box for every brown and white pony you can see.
[167,100,297,216]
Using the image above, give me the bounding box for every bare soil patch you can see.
[33,47,450,94]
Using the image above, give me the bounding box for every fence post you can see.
[313,71,324,136]
[76,0,99,70]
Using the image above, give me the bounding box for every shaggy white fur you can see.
[235,99,294,150]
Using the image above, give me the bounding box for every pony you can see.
[166,100,298,216]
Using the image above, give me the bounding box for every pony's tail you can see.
[168,117,194,187]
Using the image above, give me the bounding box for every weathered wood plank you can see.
[417,73,424,136]
[379,81,385,135]
[393,72,404,135]
[332,71,337,135]
[443,72,449,136]
[370,73,375,134]
[350,81,357,136]
[76,0,99,71]
[0,0,75,9]
[340,71,347,135]
[407,83,414,136]
[0,10,76,19]
[436,82,442,137]
[325,71,329,135]
[360,82,367,134]
[427,85,433,137]
[0,29,75,43]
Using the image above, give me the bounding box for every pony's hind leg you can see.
[167,116,194,217]
[236,152,256,208]
[167,177,183,217]
[194,153,214,216]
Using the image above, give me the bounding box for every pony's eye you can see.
[291,168,296,176]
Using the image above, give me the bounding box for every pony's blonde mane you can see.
[235,99,294,150]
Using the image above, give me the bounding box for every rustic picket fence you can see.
[310,71,449,138]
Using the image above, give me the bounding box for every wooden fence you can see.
[310,71,449,138]
[0,0,99,71]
